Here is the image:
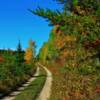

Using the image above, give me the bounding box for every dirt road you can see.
[36,63,52,100]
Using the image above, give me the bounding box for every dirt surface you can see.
[36,63,52,100]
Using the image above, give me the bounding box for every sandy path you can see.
[36,63,52,100]
[1,67,39,100]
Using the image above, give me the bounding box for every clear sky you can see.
[0,0,61,53]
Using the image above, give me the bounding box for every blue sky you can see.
[0,0,62,53]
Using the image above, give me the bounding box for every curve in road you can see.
[36,63,52,100]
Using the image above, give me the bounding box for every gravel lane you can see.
[36,63,52,100]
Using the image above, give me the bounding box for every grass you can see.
[14,67,46,100]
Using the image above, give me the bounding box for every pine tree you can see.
[29,0,99,40]
[15,40,24,65]
[29,0,100,61]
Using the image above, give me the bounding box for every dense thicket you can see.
[31,0,100,63]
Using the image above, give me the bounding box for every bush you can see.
[0,61,36,96]
[78,65,94,75]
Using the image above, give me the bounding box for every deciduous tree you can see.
[25,39,36,64]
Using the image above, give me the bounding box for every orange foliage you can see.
[24,48,33,63]
[24,40,35,64]
[0,56,5,62]
[95,85,100,94]
[84,38,100,50]
[47,64,60,75]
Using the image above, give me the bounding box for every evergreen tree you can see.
[15,40,24,65]
[29,0,100,60]
[29,0,99,42]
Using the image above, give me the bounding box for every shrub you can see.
[0,62,36,96]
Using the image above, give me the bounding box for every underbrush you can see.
[47,59,100,100]
[0,62,36,97]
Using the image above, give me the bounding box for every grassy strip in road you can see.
[14,67,46,100]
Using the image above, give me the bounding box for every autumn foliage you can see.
[25,40,35,64]
[0,56,5,62]
[31,0,100,99]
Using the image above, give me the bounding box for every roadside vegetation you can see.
[31,0,100,99]
[14,66,46,100]
[0,40,36,98]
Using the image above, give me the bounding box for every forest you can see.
[32,0,100,99]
